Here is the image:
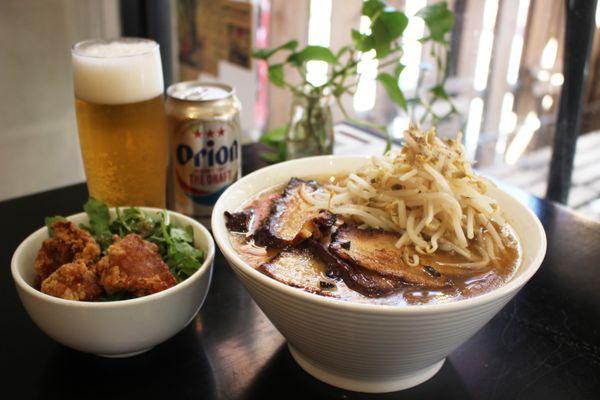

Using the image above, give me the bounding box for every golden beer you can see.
[72,38,167,207]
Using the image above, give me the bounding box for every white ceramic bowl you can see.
[212,155,546,393]
[12,208,214,358]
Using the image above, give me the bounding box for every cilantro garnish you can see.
[82,197,112,250]
[44,215,66,236]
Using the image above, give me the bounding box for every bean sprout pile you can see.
[301,127,508,269]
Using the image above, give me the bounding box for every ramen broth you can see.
[229,176,521,306]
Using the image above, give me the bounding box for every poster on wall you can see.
[177,0,253,79]
[177,0,220,77]
[220,1,253,69]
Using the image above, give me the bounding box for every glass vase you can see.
[285,92,334,159]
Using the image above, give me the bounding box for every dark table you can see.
[2,144,600,399]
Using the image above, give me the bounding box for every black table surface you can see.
[2,144,600,399]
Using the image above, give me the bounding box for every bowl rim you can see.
[212,154,547,315]
[11,207,215,308]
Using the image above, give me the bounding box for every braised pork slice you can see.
[258,247,338,296]
[250,192,281,232]
[225,191,281,234]
[307,239,404,297]
[329,225,451,289]
[254,178,335,247]
[224,210,253,233]
[226,191,284,268]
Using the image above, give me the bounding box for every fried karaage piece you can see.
[97,234,176,297]
[34,221,101,281]
[41,261,103,301]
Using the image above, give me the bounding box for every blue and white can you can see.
[166,81,242,225]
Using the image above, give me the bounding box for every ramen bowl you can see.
[212,155,546,393]
[11,208,214,358]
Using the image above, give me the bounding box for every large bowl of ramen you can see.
[212,129,546,393]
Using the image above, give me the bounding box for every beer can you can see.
[166,81,242,225]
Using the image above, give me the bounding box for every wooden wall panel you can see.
[266,0,310,130]
[329,0,362,121]
[455,0,485,91]
[482,0,519,135]
[514,0,563,133]
[583,20,600,133]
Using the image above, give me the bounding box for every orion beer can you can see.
[166,81,242,225]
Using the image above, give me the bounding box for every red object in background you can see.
[253,0,271,133]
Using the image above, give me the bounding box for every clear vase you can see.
[285,92,334,160]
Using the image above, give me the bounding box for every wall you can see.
[0,0,119,201]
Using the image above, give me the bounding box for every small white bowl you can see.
[11,207,214,358]
[212,155,546,393]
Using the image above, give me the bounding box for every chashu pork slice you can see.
[307,239,404,297]
[225,192,283,268]
[225,191,282,234]
[254,178,335,248]
[258,247,338,296]
[329,225,451,290]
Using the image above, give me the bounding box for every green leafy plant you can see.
[254,0,457,162]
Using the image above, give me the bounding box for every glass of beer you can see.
[71,38,167,207]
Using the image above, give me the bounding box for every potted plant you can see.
[254,0,457,162]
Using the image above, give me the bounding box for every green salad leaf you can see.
[170,225,194,243]
[82,198,112,249]
[110,207,157,238]
[158,212,205,281]
[44,215,66,235]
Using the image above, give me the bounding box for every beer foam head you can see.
[72,38,164,105]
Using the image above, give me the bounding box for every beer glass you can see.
[71,38,167,207]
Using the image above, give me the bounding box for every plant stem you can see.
[375,55,403,71]
[305,95,324,154]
